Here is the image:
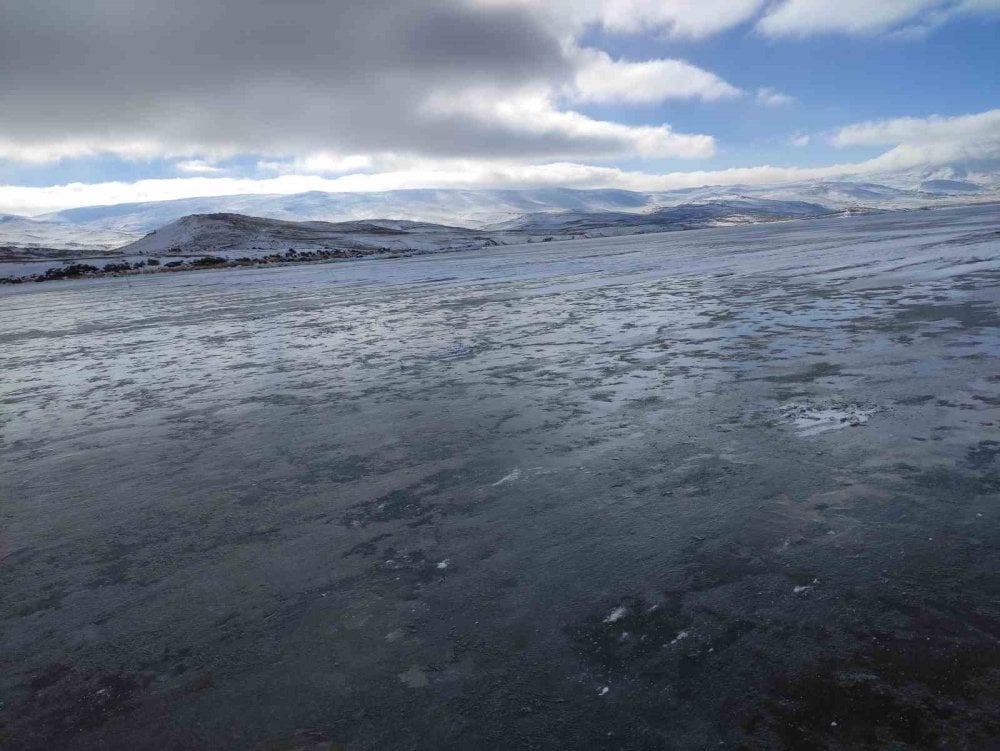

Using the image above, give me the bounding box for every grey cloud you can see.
[0,0,674,161]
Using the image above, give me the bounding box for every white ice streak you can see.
[491,468,522,486]
[793,578,820,595]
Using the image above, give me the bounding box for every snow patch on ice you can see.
[781,401,881,437]
[604,606,628,624]
[669,630,690,645]
[793,578,820,595]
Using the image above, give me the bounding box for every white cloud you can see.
[420,87,716,159]
[756,88,796,106]
[504,0,1000,40]
[175,160,224,174]
[757,0,1000,37]
[790,133,812,147]
[258,153,375,175]
[831,109,1000,148]
[589,0,767,38]
[0,138,178,165]
[827,110,1000,174]
[570,49,742,103]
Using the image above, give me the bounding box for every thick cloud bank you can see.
[0,0,726,164]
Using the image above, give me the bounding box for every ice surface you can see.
[1,203,999,749]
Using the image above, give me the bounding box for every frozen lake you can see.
[2,204,999,749]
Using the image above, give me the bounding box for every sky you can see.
[0,0,998,215]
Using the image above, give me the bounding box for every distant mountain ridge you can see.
[3,165,998,255]
[118,199,846,259]
[43,188,661,234]
[40,179,999,233]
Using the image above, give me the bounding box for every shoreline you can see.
[0,247,410,284]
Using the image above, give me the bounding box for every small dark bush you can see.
[42,263,100,280]
[191,256,227,267]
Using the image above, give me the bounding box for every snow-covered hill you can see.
[118,213,505,258]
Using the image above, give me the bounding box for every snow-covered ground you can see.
[0,213,141,252]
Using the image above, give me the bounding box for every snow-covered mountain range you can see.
[2,165,998,258]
